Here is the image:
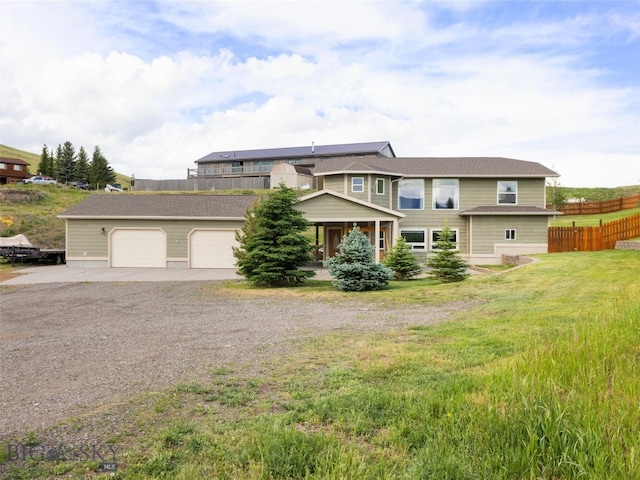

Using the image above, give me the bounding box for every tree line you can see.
[37,142,117,188]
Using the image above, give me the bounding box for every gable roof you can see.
[0,157,30,166]
[297,189,405,219]
[314,156,559,178]
[195,141,395,164]
[59,194,258,220]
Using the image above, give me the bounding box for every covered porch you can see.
[295,190,405,263]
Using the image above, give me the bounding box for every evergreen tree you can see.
[37,144,51,177]
[383,236,423,280]
[75,146,90,182]
[233,183,315,287]
[53,144,63,180]
[326,224,393,291]
[426,222,469,283]
[89,145,116,189]
[57,141,76,183]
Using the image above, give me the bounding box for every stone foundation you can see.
[615,240,640,251]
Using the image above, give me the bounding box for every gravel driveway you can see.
[1,281,467,442]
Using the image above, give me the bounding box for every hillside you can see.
[0,144,131,187]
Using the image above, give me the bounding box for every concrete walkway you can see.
[0,264,334,285]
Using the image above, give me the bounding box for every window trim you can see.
[400,229,427,250]
[351,176,365,193]
[432,179,459,210]
[398,179,425,210]
[498,181,518,205]
[375,177,385,195]
[430,228,460,251]
[505,229,517,240]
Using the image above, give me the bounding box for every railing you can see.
[551,194,640,216]
[548,213,640,252]
[188,164,274,178]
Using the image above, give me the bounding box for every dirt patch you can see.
[0,188,45,204]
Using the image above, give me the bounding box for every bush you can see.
[383,236,422,280]
[326,225,393,291]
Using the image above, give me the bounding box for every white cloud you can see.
[0,1,638,187]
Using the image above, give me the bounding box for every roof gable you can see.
[295,189,405,220]
[0,157,30,166]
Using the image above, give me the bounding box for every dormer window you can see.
[498,181,517,204]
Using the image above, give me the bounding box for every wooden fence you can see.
[548,213,640,252]
[553,194,640,216]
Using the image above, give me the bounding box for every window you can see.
[0,163,6,169]
[375,178,385,195]
[505,229,516,240]
[351,177,364,193]
[400,230,426,250]
[398,179,424,209]
[13,164,22,171]
[433,179,459,209]
[431,228,459,250]
[498,181,517,204]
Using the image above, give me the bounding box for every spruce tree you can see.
[426,223,469,283]
[57,141,76,183]
[37,144,51,177]
[89,145,116,189]
[75,146,90,182]
[383,236,422,280]
[326,225,393,291]
[233,183,315,287]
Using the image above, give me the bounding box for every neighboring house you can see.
[293,156,560,264]
[60,152,560,269]
[0,157,30,184]
[59,194,257,268]
[190,141,395,181]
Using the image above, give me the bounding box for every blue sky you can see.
[1,0,638,187]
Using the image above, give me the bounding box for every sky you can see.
[1,1,639,187]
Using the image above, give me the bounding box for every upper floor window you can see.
[375,178,385,195]
[13,164,22,171]
[351,177,364,193]
[0,163,6,169]
[433,179,459,210]
[498,181,517,204]
[398,179,424,209]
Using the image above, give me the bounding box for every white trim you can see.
[429,227,460,250]
[297,189,406,218]
[351,176,365,193]
[375,177,385,195]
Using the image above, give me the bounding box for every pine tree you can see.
[75,146,90,182]
[426,223,469,283]
[89,145,116,189]
[383,236,422,280]
[37,144,51,177]
[57,141,76,183]
[233,183,315,287]
[326,224,393,291]
[53,144,63,180]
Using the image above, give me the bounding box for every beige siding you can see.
[323,176,346,194]
[460,178,546,209]
[295,195,395,221]
[470,216,549,254]
[66,219,244,259]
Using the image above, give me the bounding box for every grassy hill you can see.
[0,144,131,187]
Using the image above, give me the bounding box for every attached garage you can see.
[110,228,166,268]
[189,229,238,268]
[59,194,257,269]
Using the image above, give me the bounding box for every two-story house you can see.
[0,157,30,184]
[60,151,559,268]
[294,156,559,264]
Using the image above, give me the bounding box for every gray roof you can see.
[459,206,561,216]
[314,156,559,178]
[59,194,258,219]
[196,141,394,164]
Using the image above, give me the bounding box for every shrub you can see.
[383,236,422,280]
[426,223,469,283]
[326,225,393,291]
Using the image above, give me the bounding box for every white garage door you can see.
[190,230,238,268]
[110,229,166,268]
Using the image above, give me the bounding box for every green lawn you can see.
[2,250,638,479]
[551,206,640,227]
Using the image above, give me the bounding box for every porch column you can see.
[375,219,381,263]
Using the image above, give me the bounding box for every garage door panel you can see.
[190,230,237,269]
[110,229,166,268]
